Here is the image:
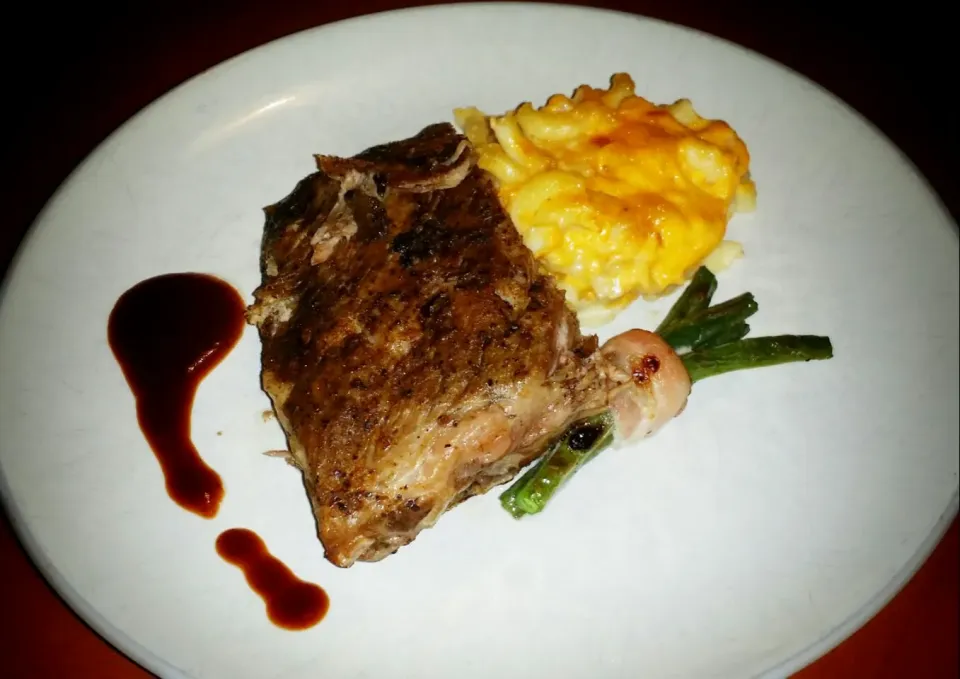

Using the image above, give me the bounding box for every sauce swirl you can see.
[107,273,245,518]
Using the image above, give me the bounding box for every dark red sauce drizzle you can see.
[216,528,330,630]
[107,273,245,519]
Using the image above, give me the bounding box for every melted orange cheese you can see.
[455,73,756,324]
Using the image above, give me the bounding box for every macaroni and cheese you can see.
[455,73,756,325]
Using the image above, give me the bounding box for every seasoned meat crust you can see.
[249,124,613,567]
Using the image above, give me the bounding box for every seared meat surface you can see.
[248,124,688,567]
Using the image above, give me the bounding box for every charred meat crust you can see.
[260,172,341,279]
[248,123,600,567]
[317,123,472,192]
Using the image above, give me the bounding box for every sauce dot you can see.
[216,528,329,630]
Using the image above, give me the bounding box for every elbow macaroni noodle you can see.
[455,73,757,325]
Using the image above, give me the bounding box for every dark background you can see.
[0,1,956,677]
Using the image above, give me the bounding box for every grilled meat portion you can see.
[248,124,689,567]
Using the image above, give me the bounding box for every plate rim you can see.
[0,3,957,678]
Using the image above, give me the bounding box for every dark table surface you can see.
[1,1,957,677]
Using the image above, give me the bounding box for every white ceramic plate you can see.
[1,4,957,678]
